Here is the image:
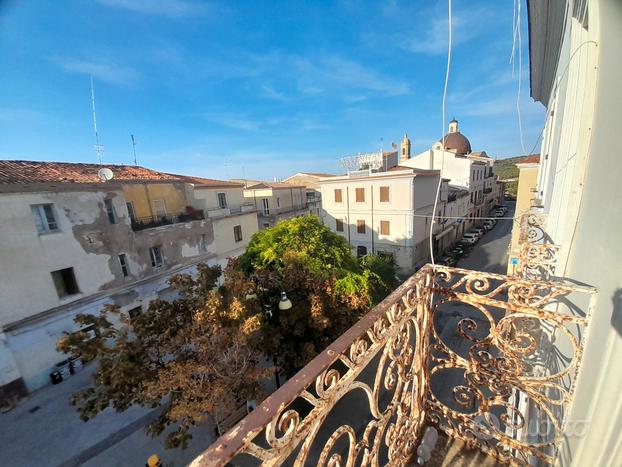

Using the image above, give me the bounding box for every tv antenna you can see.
[90,76,104,164]
[131,134,138,166]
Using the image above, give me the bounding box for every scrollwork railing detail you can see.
[192,266,596,467]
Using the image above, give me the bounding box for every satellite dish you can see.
[97,167,114,182]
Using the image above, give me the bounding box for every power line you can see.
[429,0,452,266]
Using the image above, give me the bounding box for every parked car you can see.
[460,235,478,244]
[483,219,496,230]
[449,246,466,258]
[495,209,505,217]
[438,256,456,267]
[472,228,486,237]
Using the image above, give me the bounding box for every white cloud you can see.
[95,0,206,17]
[400,8,490,55]
[260,85,288,102]
[295,55,410,96]
[52,58,139,85]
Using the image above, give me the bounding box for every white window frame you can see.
[31,203,59,234]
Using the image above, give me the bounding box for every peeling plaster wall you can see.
[0,186,248,393]
[0,190,121,327]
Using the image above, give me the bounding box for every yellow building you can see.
[507,154,540,275]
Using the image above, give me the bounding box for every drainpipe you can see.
[370,185,374,254]
[346,186,351,246]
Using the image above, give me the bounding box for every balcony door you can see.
[217,192,227,209]
[152,199,167,218]
[262,198,270,215]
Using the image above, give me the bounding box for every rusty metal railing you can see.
[191,265,596,466]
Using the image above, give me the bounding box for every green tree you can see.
[238,216,397,376]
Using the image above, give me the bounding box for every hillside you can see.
[494,155,532,198]
[493,156,530,180]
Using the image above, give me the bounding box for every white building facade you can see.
[319,168,442,274]
[524,1,622,465]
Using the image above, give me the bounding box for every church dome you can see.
[439,132,472,155]
[437,120,471,155]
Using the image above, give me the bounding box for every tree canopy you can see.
[58,215,397,449]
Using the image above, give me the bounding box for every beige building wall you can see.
[189,185,246,211]
[244,184,308,228]
[320,170,441,273]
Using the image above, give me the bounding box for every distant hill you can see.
[493,156,530,180]
[494,155,533,197]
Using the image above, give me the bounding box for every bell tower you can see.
[400,133,411,162]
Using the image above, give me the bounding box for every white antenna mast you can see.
[131,134,137,166]
[90,76,104,164]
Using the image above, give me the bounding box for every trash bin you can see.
[56,360,71,380]
[50,371,62,384]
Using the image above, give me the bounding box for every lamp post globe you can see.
[278,291,292,310]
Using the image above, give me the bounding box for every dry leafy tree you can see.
[57,264,269,449]
[57,216,396,449]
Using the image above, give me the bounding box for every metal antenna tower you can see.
[90,76,104,164]
[131,134,137,166]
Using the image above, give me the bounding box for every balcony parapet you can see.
[191,265,597,467]
[205,203,256,219]
[131,209,205,231]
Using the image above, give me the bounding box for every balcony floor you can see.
[425,432,501,467]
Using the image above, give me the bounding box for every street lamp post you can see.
[247,280,292,390]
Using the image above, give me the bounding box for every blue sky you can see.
[0,0,544,180]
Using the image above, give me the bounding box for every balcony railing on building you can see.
[205,203,256,219]
[131,208,205,232]
[260,203,309,217]
[191,262,596,466]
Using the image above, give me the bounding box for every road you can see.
[432,201,515,411]
[455,201,515,274]
[0,364,215,467]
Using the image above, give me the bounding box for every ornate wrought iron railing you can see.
[516,212,560,280]
[191,265,596,467]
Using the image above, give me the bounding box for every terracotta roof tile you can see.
[166,173,244,188]
[518,154,540,164]
[0,160,238,189]
[0,160,183,185]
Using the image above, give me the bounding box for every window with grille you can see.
[31,204,58,233]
